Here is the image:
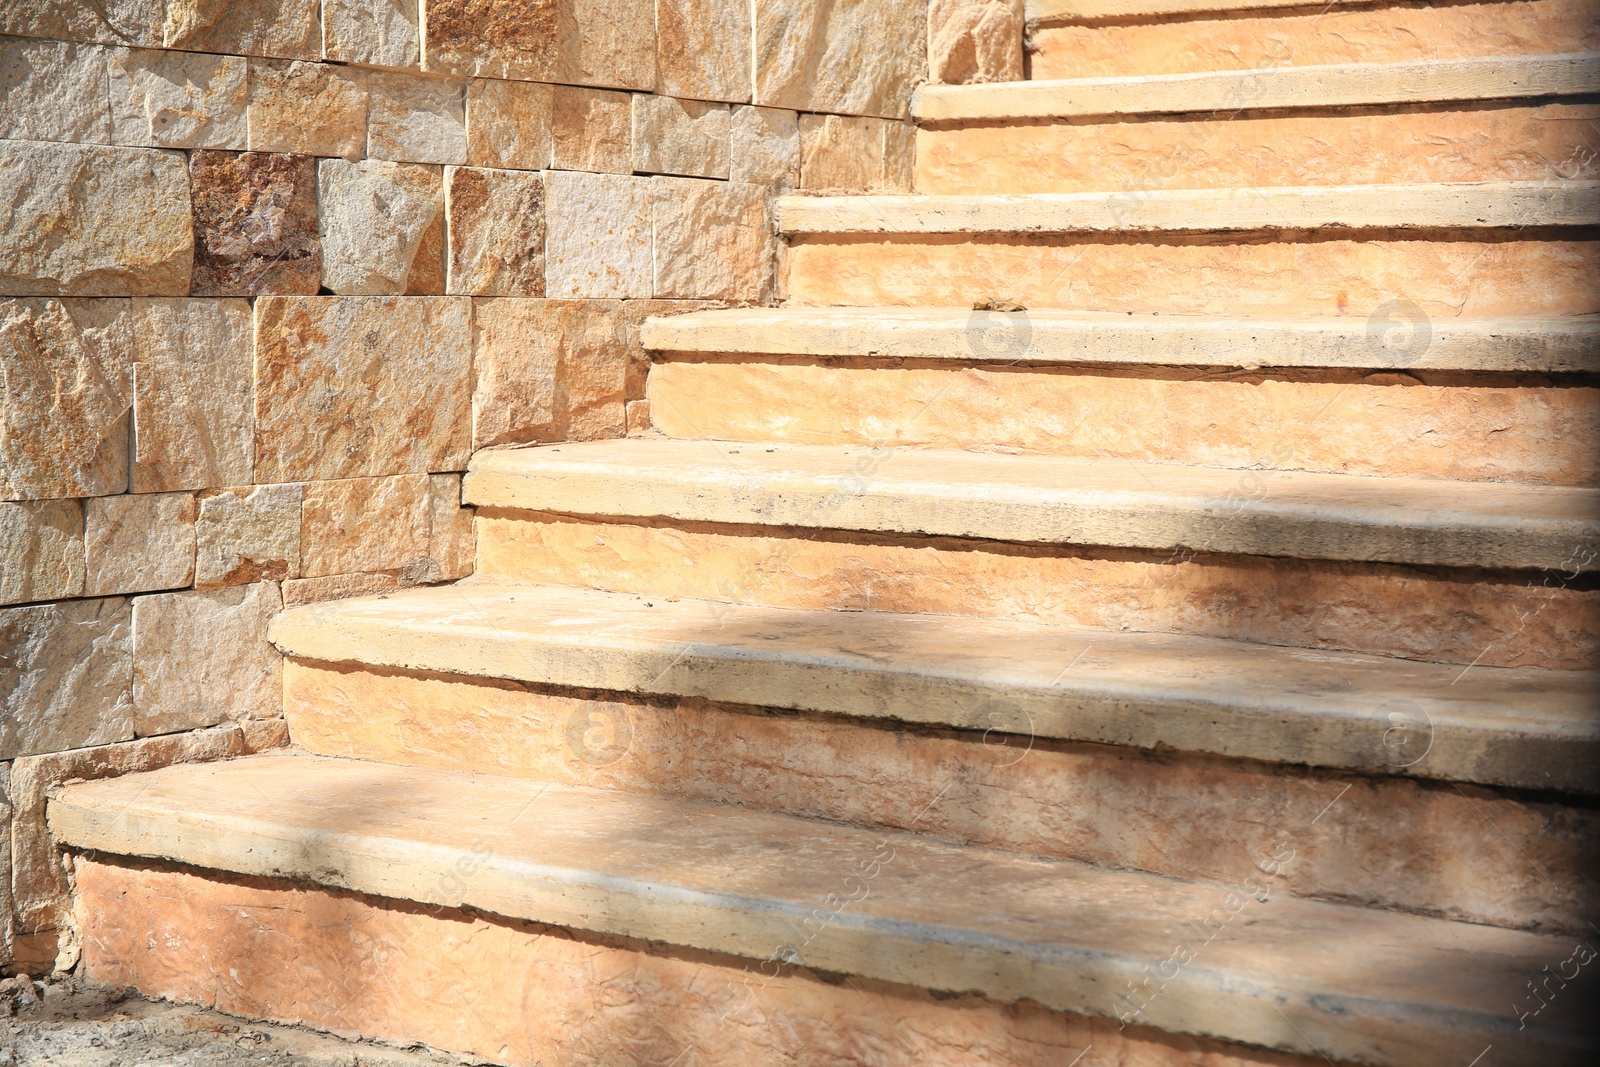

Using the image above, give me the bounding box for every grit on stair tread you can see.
[463,440,1600,571]
[46,754,1594,1066]
[267,581,1600,792]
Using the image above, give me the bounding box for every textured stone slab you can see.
[631,96,730,178]
[0,37,112,143]
[423,0,656,90]
[466,78,553,170]
[317,159,445,296]
[109,47,248,149]
[254,297,472,481]
[470,299,629,445]
[247,60,367,157]
[656,0,752,102]
[543,172,651,299]
[616,298,720,399]
[282,573,405,607]
[84,493,197,596]
[163,0,320,60]
[730,105,799,188]
[366,71,468,164]
[799,113,915,192]
[446,168,545,296]
[0,142,192,297]
[0,501,85,606]
[323,0,420,68]
[300,476,432,578]
[189,151,320,297]
[195,484,302,588]
[928,0,1023,84]
[754,0,927,118]
[651,178,773,300]
[0,598,133,760]
[0,0,162,47]
[550,86,631,174]
[131,582,283,736]
[0,298,132,501]
[428,474,474,580]
[130,297,254,492]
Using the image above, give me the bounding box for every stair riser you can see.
[473,513,1599,670]
[916,104,1600,195]
[647,360,1600,486]
[283,659,1600,935]
[73,857,1340,1067]
[1029,0,1600,79]
[784,234,1600,316]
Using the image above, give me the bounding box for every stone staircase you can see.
[45,3,1600,1065]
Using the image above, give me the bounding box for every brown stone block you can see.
[0,0,162,47]
[754,0,927,119]
[928,0,1023,85]
[365,70,468,165]
[131,582,283,736]
[317,159,444,296]
[550,86,631,174]
[446,167,546,296]
[300,475,432,578]
[163,0,320,60]
[109,47,248,149]
[253,296,472,481]
[799,113,915,192]
[0,598,134,761]
[651,177,773,301]
[324,0,421,68]
[542,171,651,299]
[189,151,320,297]
[0,501,85,606]
[0,298,132,501]
[423,0,656,90]
[730,104,799,188]
[195,484,303,589]
[631,95,730,179]
[429,473,475,581]
[281,572,405,607]
[84,492,197,596]
[466,78,553,170]
[656,0,752,103]
[472,299,631,445]
[0,37,113,144]
[246,59,367,157]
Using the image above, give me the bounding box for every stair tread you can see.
[269,581,1598,791]
[1030,0,1349,20]
[777,179,1600,234]
[640,306,1600,371]
[463,439,1600,571]
[47,753,1591,1066]
[915,51,1600,122]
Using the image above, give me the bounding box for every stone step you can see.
[49,755,1596,1066]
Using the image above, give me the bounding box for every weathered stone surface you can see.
[799,112,915,192]
[617,298,720,399]
[754,0,927,118]
[0,501,85,606]
[324,0,421,68]
[631,96,730,178]
[466,78,553,170]
[446,168,545,296]
[626,398,651,434]
[0,598,133,760]
[0,298,132,501]
[928,0,1023,84]
[84,492,197,596]
[163,0,320,60]
[131,582,283,736]
[543,172,651,299]
[423,0,656,90]
[300,476,432,578]
[282,573,404,608]
[470,299,627,444]
[195,484,302,589]
[0,37,112,143]
[109,47,248,149]
[429,474,474,580]
[656,0,752,103]
[317,159,445,296]
[730,104,799,188]
[0,0,162,47]
[189,151,320,297]
[651,178,773,301]
[247,59,367,157]
[550,86,631,174]
[366,70,468,164]
[130,297,254,492]
[254,297,472,481]
[0,142,192,297]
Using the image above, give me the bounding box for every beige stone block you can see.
[300,475,431,578]
[240,716,290,751]
[0,501,85,606]
[247,59,367,158]
[195,484,302,588]
[429,473,474,580]
[466,78,553,170]
[625,397,651,434]
[254,296,472,481]
[324,0,421,68]
[0,598,133,761]
[730,104,799,188]
[108,47,247,149]
[551,86,632,174]
[423,0,656,90]
[130,297,254,493]
[163,0,320,60]
[543,171,651,299]
[445,167,545,297]
[132,582,283,736]
[884,116,916,191]
[631,95,730,178]
[366,70,468,165]
[471,299,629,444]
[317,159,445,296]
[0,142,192,297]
[84,492,197,596]
[281,572,404,607]
[0,298,132,501]
[651,177,773,301]
[0,0,162,47]
[754,0,926,118]
[190,151,321,297]
[656,0,752,103]
[799,112,913,192]
[616,298,721,399]
[928,0,1023,84]
[0,37,112,143]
